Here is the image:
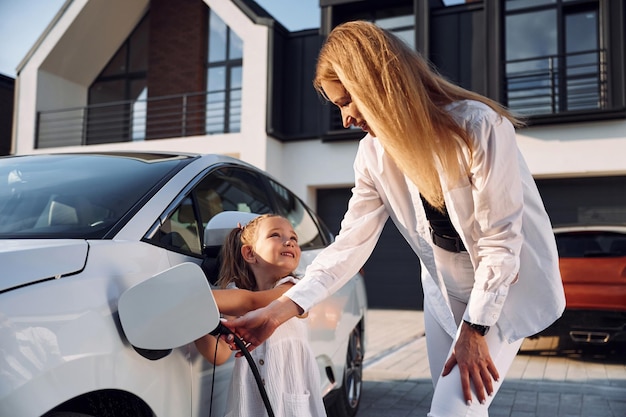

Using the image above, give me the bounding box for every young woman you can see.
[224,21,566,416]
[195,214,327,417]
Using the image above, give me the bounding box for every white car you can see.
[0,152,367,417]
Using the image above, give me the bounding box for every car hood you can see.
[0,240,88,292]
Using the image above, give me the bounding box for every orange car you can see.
[550,225,626,344]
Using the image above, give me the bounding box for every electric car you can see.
[0,152,367,417]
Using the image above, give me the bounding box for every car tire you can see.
[326,324,364,417]
[42,390,153,417]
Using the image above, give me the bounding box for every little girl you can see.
[195,214,327,417]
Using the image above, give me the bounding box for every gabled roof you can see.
[15,0,72,76]
[232,0,289,33]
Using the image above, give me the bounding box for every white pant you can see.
[425,246,523,417]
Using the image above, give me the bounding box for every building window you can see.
[206,10,242,134]
[504,0,604,116]
[87,14,149,144]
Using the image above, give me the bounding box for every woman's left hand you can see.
[441,323,500,405]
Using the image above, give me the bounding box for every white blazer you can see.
[286,100,566,343]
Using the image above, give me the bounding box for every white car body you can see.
[0,152,367,417]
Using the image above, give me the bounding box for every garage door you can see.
[536,176,626,226]
[316,188,423,310]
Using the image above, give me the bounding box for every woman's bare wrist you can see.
[270,295,304,323]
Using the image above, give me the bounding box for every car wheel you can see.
[42,390,152,417]
[326,324,364,417]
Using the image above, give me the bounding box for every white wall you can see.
[517,120,626,177]
[36,71,86,112]
[282,139,360,207]
[264,136,284,179]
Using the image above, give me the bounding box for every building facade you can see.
[12,0,626,308]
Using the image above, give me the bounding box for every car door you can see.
[146,164,277,416]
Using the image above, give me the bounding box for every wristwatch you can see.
[463,320,490,336]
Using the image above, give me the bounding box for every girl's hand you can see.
[195,333,232,365]
[212,282,293,317]
[441,323,499,405]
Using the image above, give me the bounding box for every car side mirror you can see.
[118,262,220,350]
[203,211,260,249]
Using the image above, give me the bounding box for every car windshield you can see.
[555,231,626,258]
[0,153,191,239]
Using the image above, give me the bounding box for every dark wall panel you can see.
[431,5,486,96]
[317,187,423,310]
[0,75,14,155]
[270,29,324,140]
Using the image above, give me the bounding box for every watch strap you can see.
[463,319,490,336]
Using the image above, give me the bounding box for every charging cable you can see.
[210,323,275,417]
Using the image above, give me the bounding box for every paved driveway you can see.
[360,309,626,417]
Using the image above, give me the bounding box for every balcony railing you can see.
[505,49,607,116]
[36,90,241,149]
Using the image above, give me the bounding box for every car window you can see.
[267,178,327,250]
[194,167,274,230]
[0,154,188,239]
[555,231,626,258]
[150,166,274,256]
[150,165,330,256]
[153,196,203,255]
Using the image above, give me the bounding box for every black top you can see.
[420,194,461,239]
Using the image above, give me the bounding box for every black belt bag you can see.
[430,228,466,253]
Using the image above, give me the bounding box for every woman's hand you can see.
[221,295,303,355]
[222,306,279,355]
[441,323,499,405]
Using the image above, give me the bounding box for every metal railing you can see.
[36,90,241,149]
[505,49,607,116]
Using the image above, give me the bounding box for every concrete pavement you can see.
[359,309,626,417]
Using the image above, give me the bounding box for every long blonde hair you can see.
[314,21,523,209]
